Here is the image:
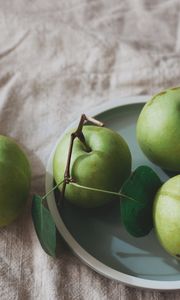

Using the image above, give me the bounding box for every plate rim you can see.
[45,95,180,291]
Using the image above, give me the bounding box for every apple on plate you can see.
[153,175,180,259]
[0,136,31,227]
[53,125,132,208]
[136,87,180,172]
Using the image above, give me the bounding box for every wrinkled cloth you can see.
[0,0,180,299]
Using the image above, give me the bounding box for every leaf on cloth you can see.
[32,194,56,257]
[121,165,162,237]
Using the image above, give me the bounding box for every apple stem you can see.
[60,114,104,208]
[76,114,104,152]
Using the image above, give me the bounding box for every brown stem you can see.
[60,133,75,207]
[76,115,91,152]
[60,114,104,208]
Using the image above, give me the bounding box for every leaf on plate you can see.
[120,165,162,237]
[32,194,56,257]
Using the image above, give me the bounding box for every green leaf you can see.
[32,194,56,257]
[120,166,162,237]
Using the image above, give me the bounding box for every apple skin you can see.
[153,175,180,259]
[0,136,31,227]
[53,125,131,208]
[136,87,180,171]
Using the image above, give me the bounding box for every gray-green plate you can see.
[46,96,180,290]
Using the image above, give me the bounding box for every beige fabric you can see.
[0,0,180,299]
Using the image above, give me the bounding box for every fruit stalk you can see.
[60,114,104,207]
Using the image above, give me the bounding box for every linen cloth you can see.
[0,0,180,299]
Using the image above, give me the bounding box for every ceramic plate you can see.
[46,96,180,290]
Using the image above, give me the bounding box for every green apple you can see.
[53,125,131,208]
[0,136,31,227]
[153,175,180,259]
[136,87,180,171]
